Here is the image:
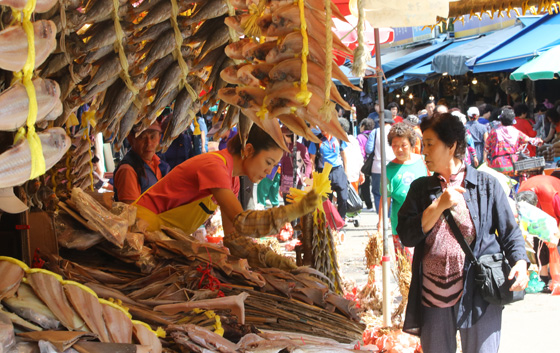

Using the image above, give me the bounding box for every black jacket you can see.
[396,165,529,336]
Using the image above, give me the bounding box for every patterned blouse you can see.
[422,164,476,308]
[485,124,541,175]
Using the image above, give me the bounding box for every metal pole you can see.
[375,28,391,328]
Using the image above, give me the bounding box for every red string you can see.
[196,245,225,297]
[32,248,45,269]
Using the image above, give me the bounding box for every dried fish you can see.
[0,20,57,72]
[0,128,70,188]
[27,271,86,331]
[0,78,60,131]
[3,283,61,330]
[64,282,111,342]
[0,0,57,12]
[0,260,25,300]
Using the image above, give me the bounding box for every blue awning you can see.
[431,25,522,76]
[467,13,560,73]
[383,40,473,90]
[381,41,453,77]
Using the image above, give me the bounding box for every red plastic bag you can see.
[323,199,345,230]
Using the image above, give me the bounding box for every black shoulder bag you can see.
[360,129,377,176]
[442,209,524,306]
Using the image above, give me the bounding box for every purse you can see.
[442,208,525,306]
[360,130,377,176]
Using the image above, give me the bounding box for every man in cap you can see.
[114,121,170,203]
[465,106,488,163]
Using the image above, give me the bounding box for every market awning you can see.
[467,13,560,73]
[382,39,472,90]
[510,45,560,81]
[431,25,522,76]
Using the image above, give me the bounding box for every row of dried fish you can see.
[217,0,359,150]
[0,257,162,352]
[24,0,236,154]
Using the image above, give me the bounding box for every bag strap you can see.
[435,189,478,265]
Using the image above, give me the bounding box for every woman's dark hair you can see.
[535,103,548,113]
[360,117,374,131]
[420,113,466,159]
[388,122,417,148]
[517,190,538,206]
[499,108,516,126]
[513,103,529,117]
[546,108,560,124]
[227,124,280,156]
[425,99,436,107]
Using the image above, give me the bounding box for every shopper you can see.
[465,106,488,162]
[113,121,170,203]
[339,118,364,193]
[358,118,375,210]
[485,108,543,176]
[309,128,349,220]
[278,126,312,203]
[378,123,428,260]
[513,103,537,156]
[133,125,321,236]
[365,110,395,214]
[397,112,528,353]
[387,102,403,123]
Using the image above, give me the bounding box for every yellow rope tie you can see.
[319,0,335,119]
[351,0,370,78]
[296,0,311,106]
[225,0,240,43]
[13,0,46,180]
[112,0,138,96]
[170,0,196,100]
[243,0,267,38]
[193,116,201,135]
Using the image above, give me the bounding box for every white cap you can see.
[0,187,28,214]
[467,107,480,117]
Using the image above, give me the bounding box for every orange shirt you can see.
[412,126,423,155]
[114,154,163,203]
[136,149,240,214]
[514,118,536,156]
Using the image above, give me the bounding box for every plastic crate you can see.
[513,157,545,172]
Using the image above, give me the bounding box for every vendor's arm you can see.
[213,188,320,238]
[114,165,141,204]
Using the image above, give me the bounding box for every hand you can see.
[473,157,479,167]
[437,186,466,210]
[508,260,529,291]
[300,189,321,215]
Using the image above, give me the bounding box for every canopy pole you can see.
[374,28,391,328]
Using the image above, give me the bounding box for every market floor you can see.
[337,207,560,353]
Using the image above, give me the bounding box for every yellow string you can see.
[112,0,138,95]
[296,0,311,106]
[170,0,196,100]
[13,0,46,180]
[193,117,201,135]
[243,0,267,37]
[319,0,335,119]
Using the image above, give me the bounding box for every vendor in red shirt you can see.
[134,125,321,237]
[518,174,560,289]
[513,103,537,156]
[113,122,170,204]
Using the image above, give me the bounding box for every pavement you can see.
[337,208,560,352]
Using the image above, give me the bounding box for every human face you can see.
[391,107,398,117]
[426,103,435,117]
[243,144,284,183]
[130,129,160,161]
[391,136,412,163]
[422,129,455,173]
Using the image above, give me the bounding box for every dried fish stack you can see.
[0,0,71,207]
[391,248,411,326]
[0,256,163,352]
[289,164,344,295]
[359,231,383,313]
[219,0,360,149]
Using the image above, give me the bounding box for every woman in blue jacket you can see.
[397,113,528,353]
